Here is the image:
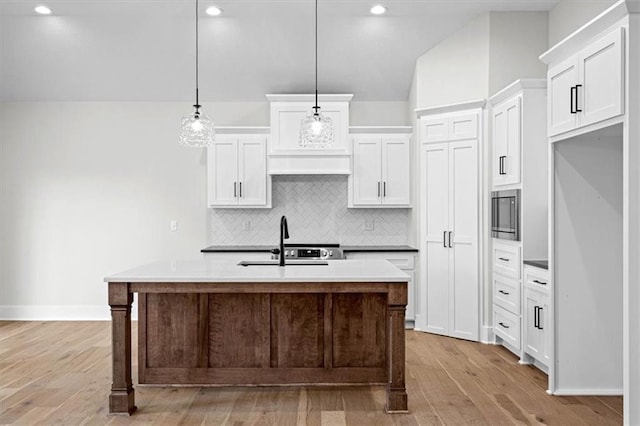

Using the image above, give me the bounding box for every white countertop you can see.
[104,259,409,283]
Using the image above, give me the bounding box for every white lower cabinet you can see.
[523,265,551,368]
[493,305,521,351]
[344,251,416,324]
[491,239,523,354]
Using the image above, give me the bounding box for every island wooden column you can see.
[108,282,136,415]
[386,284,408,412]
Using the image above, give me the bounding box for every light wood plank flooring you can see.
[0,321,622,425]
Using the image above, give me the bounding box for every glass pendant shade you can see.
[299,111,334,148]
[179,109,215,147]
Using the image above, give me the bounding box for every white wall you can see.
[489,12,549,96]
[415,14,490,108]
[0,100,408,319]
[554,127,623,394]
[548,0,617,46]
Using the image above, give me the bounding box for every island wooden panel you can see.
[332,294,386,368]
[109,281,407,415]
[208,294,270,368]
[270,294,324,368]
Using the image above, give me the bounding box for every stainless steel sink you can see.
[238,260,329,266]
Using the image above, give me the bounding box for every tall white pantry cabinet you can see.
[416,101,483,342]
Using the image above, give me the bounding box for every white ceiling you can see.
[0,0,558,102]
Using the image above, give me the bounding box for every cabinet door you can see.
[492,104,508,186]
[421,116,448,143]
[524,288,542,359]
[405,269,416,322]
[381,137,410,205]
[540,293,551,366]
[502,97,521,186]
[548,56,579,137]
[448,140,478,341]
[422,143,450,335]
[238,137,267,206]
[352,137,382,205]
[208,137,239,206]
[579,27,624,127]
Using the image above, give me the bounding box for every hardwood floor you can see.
[0,321,622,425]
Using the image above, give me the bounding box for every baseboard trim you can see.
[552,388,623,396]
[0,304,138,321]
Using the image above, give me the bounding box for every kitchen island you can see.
[105,259,409,415]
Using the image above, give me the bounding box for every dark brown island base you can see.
[105,259,409,415]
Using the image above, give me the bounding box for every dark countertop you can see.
[342,245,418,253]
[201,245,418,253]
[523,260,549,270]
[202,245,272,253]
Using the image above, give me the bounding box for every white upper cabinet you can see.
[492,96,521,187]
[349,132,411,208]
[207,134,271,208]
[547,27,624,137]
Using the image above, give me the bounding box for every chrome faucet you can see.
[272,215,289,266]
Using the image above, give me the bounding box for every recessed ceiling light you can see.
[34,5,52,15]
[370,5,387,15]
[206,6,223,16]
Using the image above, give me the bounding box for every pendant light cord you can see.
[315,0,318,111]
[195,0,200,108]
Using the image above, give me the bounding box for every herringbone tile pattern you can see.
[209,175,410,245]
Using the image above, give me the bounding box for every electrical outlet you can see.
[364,219,374,231]
[170,220,178,231]
[242,221,251,231]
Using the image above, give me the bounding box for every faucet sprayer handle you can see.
[270,248,280,255]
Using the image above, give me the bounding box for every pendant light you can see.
[179,0,215,147]
[299,0,334,149]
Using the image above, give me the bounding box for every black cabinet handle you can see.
[233,182,237,197]
[378,182,381,197]
[499,156,507,175]
[534,306,539,328]
[443,231,447,248]
[239,182,242,197]
[498,322,509,329]
[570,86,577,114]
[448,231,452,248]
[498,257,510,262]
[538,307,543,330]
[383,181,386,197]
[533,279,547,286]
[498,290,510,295]
[575,84,582,112]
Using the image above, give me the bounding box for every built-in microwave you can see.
[491,189,520,241]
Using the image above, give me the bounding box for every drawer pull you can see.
[498,257,510,262]
[498,290,510,295]
[533,279,547,285]
[498,322,509,329]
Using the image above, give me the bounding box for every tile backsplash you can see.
[209,175,410,246]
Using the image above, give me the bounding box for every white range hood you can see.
[266,94,353,175]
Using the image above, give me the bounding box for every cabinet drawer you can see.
[345,252,415,269]
[493,241,521,279]
[493,305,521,351]
[493,274,520,315]
[524,265,550,293]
